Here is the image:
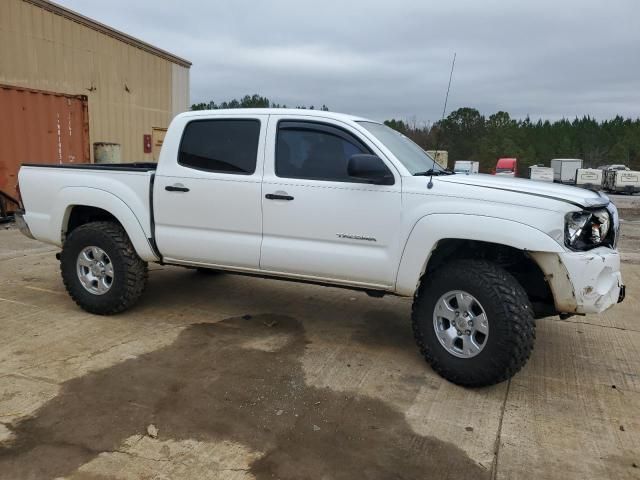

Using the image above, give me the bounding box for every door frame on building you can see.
[151,127,168,162]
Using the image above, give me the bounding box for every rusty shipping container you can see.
[0,84,90,207]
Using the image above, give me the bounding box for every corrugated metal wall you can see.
[0,84,90,200]
[0,0,190,164]
[171,64,190,120]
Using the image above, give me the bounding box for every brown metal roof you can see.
[22,0,192,68]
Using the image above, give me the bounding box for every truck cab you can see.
[494,158,517,177]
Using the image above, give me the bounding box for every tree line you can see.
[191,94,328,112]
[191,96,640,174]
[386,108,640,174]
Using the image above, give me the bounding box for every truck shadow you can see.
[0,314,488,479]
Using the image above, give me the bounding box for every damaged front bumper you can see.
[531,247,624,315]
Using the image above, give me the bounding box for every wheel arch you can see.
[396,214,563,318]
[55,188,158,261]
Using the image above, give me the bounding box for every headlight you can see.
[564,208,611,250]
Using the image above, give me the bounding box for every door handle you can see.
[165,184,190,192]
[265,193,294,201]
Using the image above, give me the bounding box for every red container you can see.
[0,84,90,208]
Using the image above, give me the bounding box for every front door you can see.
[153,115,267,269]
[260,116,402,288]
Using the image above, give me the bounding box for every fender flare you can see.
[53,187,159,261]
[394,213,564,296]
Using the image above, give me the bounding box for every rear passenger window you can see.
[276,121,370,182]
[179,119,260,174]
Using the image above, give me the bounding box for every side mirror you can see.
[348,154,394,185]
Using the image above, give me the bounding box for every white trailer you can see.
[604,169,640,194]
[575,168,603,190]
[528,166,554,182]
[551,158,583,184]
[453,160,479,174]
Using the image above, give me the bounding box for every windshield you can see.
[357,121,444,174]
[496,167,513,173]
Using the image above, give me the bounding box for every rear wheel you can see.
[60,221,148,315]
[412,260,535,387]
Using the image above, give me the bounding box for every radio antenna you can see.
[428,52,456,189]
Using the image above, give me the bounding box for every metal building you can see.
[0,0,191,205]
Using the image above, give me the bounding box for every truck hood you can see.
[437,173,609,209]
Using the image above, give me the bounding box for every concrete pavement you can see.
[0,197,638,479]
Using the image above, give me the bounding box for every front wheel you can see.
[60,221,148,315]
[412,260,535,387]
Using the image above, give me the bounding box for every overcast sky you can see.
[58,0,639,124]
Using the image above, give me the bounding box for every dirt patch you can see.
[0,314,487,479]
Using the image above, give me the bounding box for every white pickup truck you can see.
[16,109,625,387]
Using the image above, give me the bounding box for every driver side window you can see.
[276,121,371,182]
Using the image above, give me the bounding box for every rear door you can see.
[260,116,402,287]
[153,114,267,268]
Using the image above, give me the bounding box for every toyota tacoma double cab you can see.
[15,109,625,387]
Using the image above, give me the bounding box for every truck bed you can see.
[18,162,156,254]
